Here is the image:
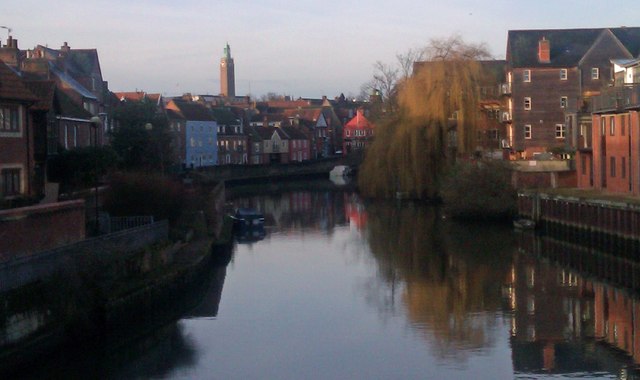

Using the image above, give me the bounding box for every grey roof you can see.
[611,57,640,67]
[49,62,97,100]
[507,27,640,68]
[172,100,215,121]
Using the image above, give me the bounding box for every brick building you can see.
[0,60,38,198]
[342,109,374,154]
[578,58,640,194]
[505,28,640,158]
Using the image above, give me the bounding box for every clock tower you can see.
[220,43,235,98]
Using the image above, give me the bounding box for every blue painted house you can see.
[166,99,218,168]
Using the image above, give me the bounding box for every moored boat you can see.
[513,218,535,230]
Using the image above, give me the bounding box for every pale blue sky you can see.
[4,0,638,98]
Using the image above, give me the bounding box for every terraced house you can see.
[0,59,37,199]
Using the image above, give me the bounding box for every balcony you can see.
[500,111,512,123]
[591,84,640,113]
[499,83,512,96]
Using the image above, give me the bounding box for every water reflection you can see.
[231,188,348,234]
[514,232,640,377]
[363,201,515,361]
[10,187,640,379]
[2,244,231,379]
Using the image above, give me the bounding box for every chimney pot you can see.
[538,37,550,63]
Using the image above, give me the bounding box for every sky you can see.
[4,1,639,99]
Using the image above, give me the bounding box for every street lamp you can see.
[145,122,164,175]
[90,116,102,235]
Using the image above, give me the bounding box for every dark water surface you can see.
[13,187,640,379]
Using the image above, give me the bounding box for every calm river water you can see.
[16,183,640,379]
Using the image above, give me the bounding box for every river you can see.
[12,182,640,379]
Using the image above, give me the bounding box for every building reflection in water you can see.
[354,197,640,377]
[230,186,349,235]
[513,232,640,377]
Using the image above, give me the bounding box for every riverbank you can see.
[0,214,234,377]
[517,188,640,252]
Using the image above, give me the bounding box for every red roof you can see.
[344,109,374,131]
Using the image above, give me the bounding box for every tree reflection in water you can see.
[363,201,515,360]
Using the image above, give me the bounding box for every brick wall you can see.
[0,200,85,262]
[512,170,577,189]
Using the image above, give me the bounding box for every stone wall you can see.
[0,220,169,292]
[0,200,86,262]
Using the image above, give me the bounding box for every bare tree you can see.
[424,34,492,61]
[360,60,399,103]
[396,48,425,80]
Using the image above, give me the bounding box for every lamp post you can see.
[145,122,164,175]
[90,116,102,235]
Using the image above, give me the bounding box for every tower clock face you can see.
[221,61,226,67]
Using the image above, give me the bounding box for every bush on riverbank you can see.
[439,160,516,221]
[103,172,185,226]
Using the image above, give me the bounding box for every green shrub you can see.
[440,160,516,221]
[103,172,185,225]
[47,146,119,193]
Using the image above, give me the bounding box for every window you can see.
[581,155,587,175]
[555,124,566,138]
[524,125,532,139]
[610,157,616,177]
[560,96,568,108]
[523,70,531,82]
[591,68,599,80]
[622,157,626,179]
[560,69,568,80]
[524,97,531,110]
[621,115,626,136]
[0,106,20,132]
[601,117,606,136]
[610,117,615,136]
[1,168,21,196]
[488,129,499,140]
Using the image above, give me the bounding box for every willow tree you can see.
[359,35,492,199]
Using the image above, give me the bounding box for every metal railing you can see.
[499,83,512,95]
[591,84,640,113]
[109,215,155,233]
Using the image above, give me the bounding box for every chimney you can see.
[0,36,20,68]
[538,37,550,63]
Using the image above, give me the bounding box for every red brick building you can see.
[282,126,310,162]
[0,60,38,199]
[577,57,640,194]
[342,109,374,154]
